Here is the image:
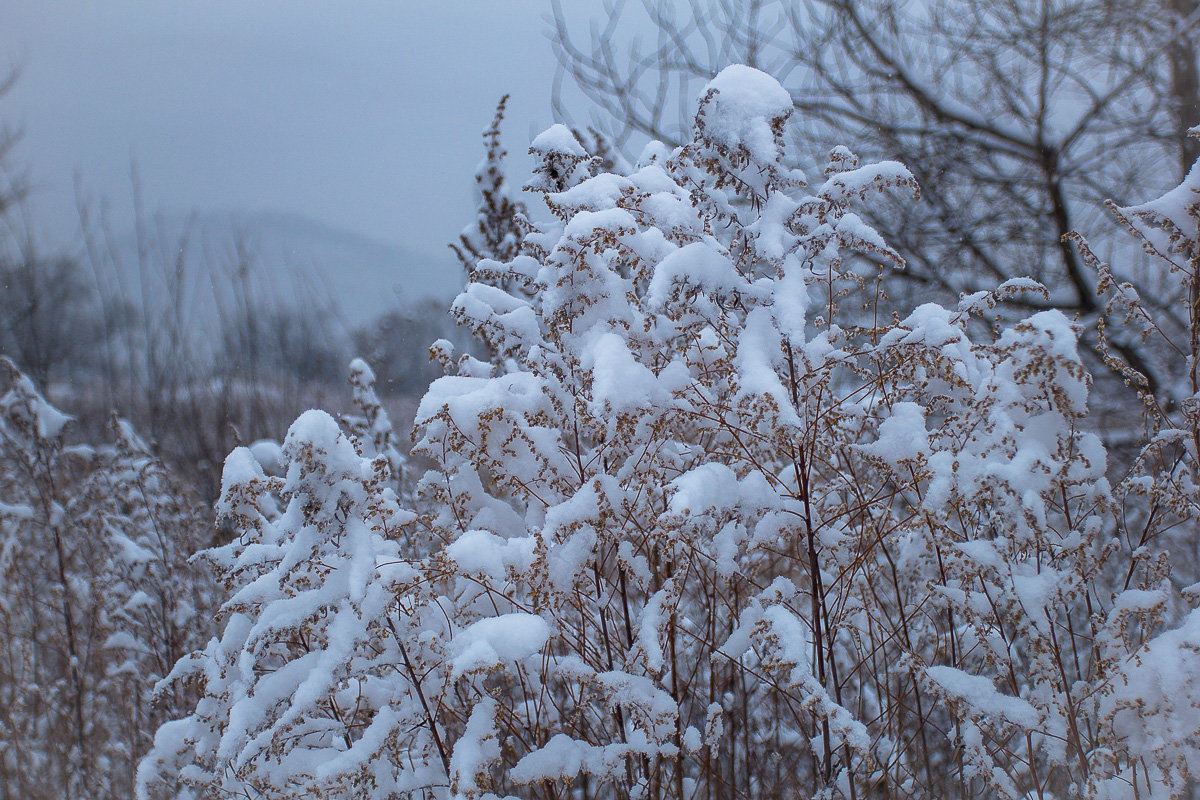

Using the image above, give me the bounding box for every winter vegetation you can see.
[5,4,1200,800]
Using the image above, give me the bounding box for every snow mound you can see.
[699,64,793,156]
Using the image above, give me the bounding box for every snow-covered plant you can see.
[451,94,528,286]
[0,358,214,800]
[136,410,436,799]
[417,65,1200,800]
[1073,138,1200,565]
[343,357,408,492]
[0,356,94,799]
[1068,140,1200,797]
[81,415,216,794]
[144,65,1200,800]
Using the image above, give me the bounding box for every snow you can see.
[1125,156,1200,234]
[700,65,794,158]
[348,356,375,382]
[529,123,586,156]
[221,446,267,492]
[636,588,669,673]
[33,396,72,440]
[924,667,1040,730]
[646,242,750,308]
[587,331,669,412]
[445,529,535,577]
[450,613,550,679]
[561,207,637,239]
[818,161,915,201]
[509,735,615,783]
[668,462,776,517]
[858,402,930,466]
[415,371,546,438]
[283,409,363,474]
[734,307,799,424]
[0,501,34,521]
[248,439,284,474]
[996,276,1046,296]
[450,698,500,798]
[550,172,635,209]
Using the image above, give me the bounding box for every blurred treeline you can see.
[0,117,464,500]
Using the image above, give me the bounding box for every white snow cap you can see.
[530,124,586,156]
[247,439,284,475]
[699,65,794,153]
[450,613,550,679]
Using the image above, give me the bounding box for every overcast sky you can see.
[0,1,600,263]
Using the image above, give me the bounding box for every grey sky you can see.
[0,1,594,267]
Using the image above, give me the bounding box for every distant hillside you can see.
[92,209,461,332]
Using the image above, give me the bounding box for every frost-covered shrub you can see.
[143,66,1200,800]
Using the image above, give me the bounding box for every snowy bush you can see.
[0,358,214,800]
[450,94,528,288]
[141,66,1200,800]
